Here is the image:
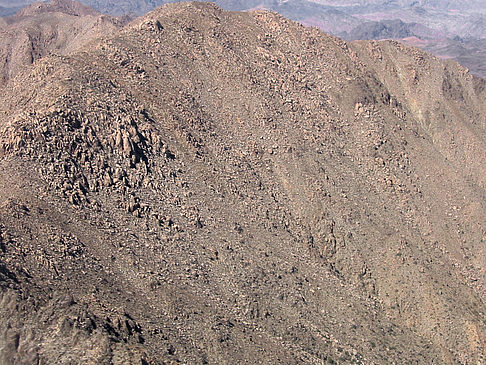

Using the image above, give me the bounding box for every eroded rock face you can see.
[0,2,485,364]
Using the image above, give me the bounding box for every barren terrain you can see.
[0,2,485,364]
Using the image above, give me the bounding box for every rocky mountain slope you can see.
[0,2,485,364]
[0,0,126,87]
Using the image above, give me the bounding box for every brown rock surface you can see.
[0,2,485,364]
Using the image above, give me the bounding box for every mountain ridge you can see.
[5,0,486,79]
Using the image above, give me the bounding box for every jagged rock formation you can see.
[0,0,126,87]
[0,2,485,364]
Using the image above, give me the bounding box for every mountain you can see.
[4,0,486,79]
[342,19,416,40]
[1,1,486,364]
[341,16,486,77]
[0,0,126,87]
[0,6,22,17]
[0,0,33,17]
[399,36,486,79]
[308,0,486,10]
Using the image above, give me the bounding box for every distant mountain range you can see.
[0,5,23,16]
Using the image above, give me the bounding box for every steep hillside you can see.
[0,2,485,364]
[0,0,126,87]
